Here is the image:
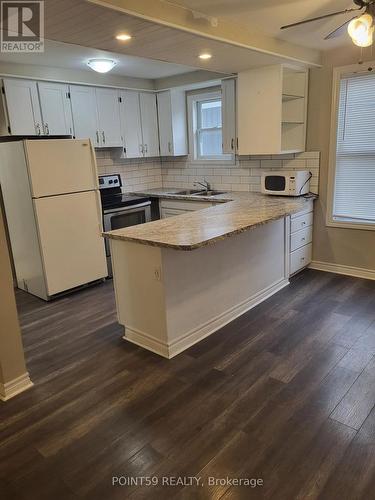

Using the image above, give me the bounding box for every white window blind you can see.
[196,99,222,158]
[334,73,375,223]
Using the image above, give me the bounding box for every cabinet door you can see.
[70,85,99,147]
[119,90,143,158]
[3,78,42,135]
[95,88,122,147]
[139,92,159,157]
[38,82,73,136]
[222,78,237,154]
[157,91,173,156]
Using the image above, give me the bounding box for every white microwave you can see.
[261,170,311,196]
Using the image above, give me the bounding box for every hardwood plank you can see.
[319,408,375,499]
[330,357,375,430]
[0,270,373,499]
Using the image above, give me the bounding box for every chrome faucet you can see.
[194,179,211,191]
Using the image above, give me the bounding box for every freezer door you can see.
[33,191,108,296]
[25,139,98,198]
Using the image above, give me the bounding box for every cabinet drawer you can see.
[290,226,313,252]
[290,243,312,275]
[291,200,313,219]
[291,211,313,233]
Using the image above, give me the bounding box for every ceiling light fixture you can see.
[87,59,117,73]
[116,33,132,41]
[199,53,212,60]
[348,13,374,47]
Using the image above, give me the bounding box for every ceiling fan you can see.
[281,0,375,47]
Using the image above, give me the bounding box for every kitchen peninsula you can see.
[104,193,314,358]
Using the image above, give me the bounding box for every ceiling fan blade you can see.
[280,7,362,30]
[324,16,359,39]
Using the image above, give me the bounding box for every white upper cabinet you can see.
[95,88,122,148]
[38,82,73,136]
[139,92,159,157]
[157,90,188,156]
[119,90,143,158]
[237,65,308,155]
[70,85,100,147]
[221,78,237,154]
[3,78,42,136]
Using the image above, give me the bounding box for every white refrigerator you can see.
[0,138,108,300]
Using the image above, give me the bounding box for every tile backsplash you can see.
[160,152,320,194]
[95,149,162,191]
[96,149,320,194]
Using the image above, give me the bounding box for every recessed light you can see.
[116,33,132,41]
[199,53,212,60]
[87,59,117,73]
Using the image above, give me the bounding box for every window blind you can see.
[334,72,375,223]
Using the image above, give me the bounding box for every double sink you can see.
[168,189,226,198]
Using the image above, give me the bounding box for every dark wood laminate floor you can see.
[1,269,375,499]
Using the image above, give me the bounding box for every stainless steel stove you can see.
[99,174,151,276]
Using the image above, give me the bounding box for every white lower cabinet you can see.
[289,200,313,276]
[160,199,215,218]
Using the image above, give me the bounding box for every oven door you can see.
[103,202,151,256]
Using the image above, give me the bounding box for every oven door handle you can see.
[103,201,151,214]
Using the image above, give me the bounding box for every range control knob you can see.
[109,180,113,184]
[114,179,119,183]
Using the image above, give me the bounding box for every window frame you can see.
[187,90,235,165]
[327,62,375,231]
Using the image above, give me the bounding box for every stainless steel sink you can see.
[171,189,204,195]
[193,190,226,197]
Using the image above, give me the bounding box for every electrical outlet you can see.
[154,267,162,281]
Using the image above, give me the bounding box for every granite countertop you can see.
[103,188,316,251]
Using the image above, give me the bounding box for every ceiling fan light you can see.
[352,26,374,47]
[87,59,117,73]
[348,14,373,43]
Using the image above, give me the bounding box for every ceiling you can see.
[168,0,361,50]
[40,0,313,77]
[0,39,198,80]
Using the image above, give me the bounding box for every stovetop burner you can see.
[101,193,151,210]
[99,174,150,211]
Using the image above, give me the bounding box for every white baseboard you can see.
[0,372,33,402]
[124,278,289,359]
[309,261,375,281]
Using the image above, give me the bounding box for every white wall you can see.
[307,46,375,271]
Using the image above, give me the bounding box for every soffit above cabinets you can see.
[42,0,319,74]
[0,39,198,80]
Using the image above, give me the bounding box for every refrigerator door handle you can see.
[88,139,99,189]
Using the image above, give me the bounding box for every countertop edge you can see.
[103,205,309,250]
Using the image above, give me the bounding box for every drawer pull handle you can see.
[302,237,305,241]
[301,257,305,262]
